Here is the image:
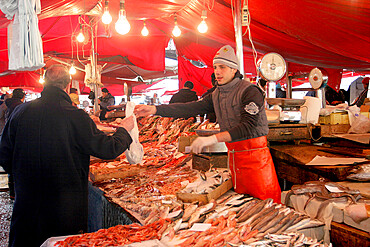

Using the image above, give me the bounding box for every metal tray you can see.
[266,98,306,107]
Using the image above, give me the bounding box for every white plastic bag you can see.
[348,114,370,134]
[124,102,144,164]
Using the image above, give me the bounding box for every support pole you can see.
[234,0,244,76]
[90,19,99,113]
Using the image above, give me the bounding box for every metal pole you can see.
[234,0,244,76]
[287,76,292,99]
[90,19,99,113]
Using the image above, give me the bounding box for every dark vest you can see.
[212,78,269,141]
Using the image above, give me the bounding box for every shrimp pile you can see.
[54,219,170,247]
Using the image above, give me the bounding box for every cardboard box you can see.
[177,135,197,152]
[319,112,349,125]
[176,179,233,204]
[89,166,141,182]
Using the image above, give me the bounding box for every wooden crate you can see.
[192,153,228,171]
[176,179,233,204]
[89,166,141,182]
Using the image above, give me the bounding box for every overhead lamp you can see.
[102,0,112,25]
[172,15,181,37]
[76,24,85,43]
[115,0,131,35]
[141,20,149,36]
[39,75,44,84]
[69,63,77,75]
[197,10,208,33]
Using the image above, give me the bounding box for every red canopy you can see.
[0,0,369,95]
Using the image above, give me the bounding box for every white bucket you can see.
[300,96,321,124]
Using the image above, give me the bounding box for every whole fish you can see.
[182,203,198,222]
[347,164,370,181]
[237,199,267,222]
[188,200,216,227]
[258,210,287,233]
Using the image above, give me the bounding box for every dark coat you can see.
[169,88,198,104]
[0,86,132,247]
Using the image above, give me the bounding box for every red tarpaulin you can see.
[0,0,369,94]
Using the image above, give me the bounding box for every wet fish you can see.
[235,199,259,218]
[188,200,216,227]
[182,203,198,222]
[347,164,370,181]
[237,199,267,222]
[258,210,287,233]
[251,207,280,231]
[275,213,300,234]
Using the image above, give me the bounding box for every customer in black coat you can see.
[4,88,26,122]
[169,80,198,104]
[0,64,134,247]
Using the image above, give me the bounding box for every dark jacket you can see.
[0,86,132,247]
[99,93,115,109]
[4,97,23,121]
[169,88,198,104]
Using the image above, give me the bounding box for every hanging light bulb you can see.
[141,20,149,36]
[39,75,44,84]
[115,0,131,35]
[69,64,76,75]
[76,24,85,43]
[172,15,181,37]
[197,10,208,33]
[102,0,112,24]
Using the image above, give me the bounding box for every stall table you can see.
[88,182,138,232]
[269,143,370,246]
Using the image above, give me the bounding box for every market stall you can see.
[0,1,370,247]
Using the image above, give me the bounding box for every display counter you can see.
[88,182,138,232]
[270,143,370,246]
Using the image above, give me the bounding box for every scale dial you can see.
[259,52,287,81]
[308,68,326,89]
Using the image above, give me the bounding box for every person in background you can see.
[201,73,217,123]
[169,80,198,104]
[0,94,11,135]
[5,88,26,122]
[150,93,160,105]
[0,64,134,247]
[88,90,95,105]
[351,77,369,107]
[325,85,347,106]
[0,93,6,105]
[276,83,286,98]
[135,45,281,203]
[69,88,80,108]
[4,88,26,200]
[98,88,115,121]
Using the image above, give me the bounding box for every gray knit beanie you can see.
[213,45,239,70]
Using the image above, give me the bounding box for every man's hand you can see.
[190,135,218,154]
[134,105,156,117]
[118,116,135,131]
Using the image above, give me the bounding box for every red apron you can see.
[226,136,281,203]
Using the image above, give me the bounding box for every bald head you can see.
[44,64,71,90]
